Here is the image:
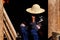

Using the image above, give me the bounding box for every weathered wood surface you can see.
[0,0,4,40]
[48,0,60,38]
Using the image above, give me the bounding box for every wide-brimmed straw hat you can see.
[26,4,45,14]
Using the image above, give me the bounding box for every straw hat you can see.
[26,4,45,14]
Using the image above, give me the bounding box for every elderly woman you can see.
[20,4,45,40]
[20,16,41,40]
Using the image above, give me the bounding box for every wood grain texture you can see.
[48,0,60,38]
[0,0,4,40]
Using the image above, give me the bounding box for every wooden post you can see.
[0,0,4,40]
[48,0,60,38]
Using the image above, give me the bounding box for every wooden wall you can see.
[48,0,60,38]
[0,0,60,39]
[0,0,4,40]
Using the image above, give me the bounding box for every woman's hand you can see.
[36,25,41,29]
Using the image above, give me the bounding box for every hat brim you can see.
[26,8,45,14]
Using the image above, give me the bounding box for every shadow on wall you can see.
[48,32,60,40]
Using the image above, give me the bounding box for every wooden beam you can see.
[0,0,4,40]
[48,0,60,38]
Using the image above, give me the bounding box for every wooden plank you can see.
[3,8,17,40]
[0,0,4,40]
[3,23,12,40]
[48,0,60,38]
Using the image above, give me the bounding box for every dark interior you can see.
[3,0,48,40]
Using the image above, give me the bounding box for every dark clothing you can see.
[20,26,28,40]
[20,22,39,40]
[31,22,39,40]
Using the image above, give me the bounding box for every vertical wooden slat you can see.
[0,0,4,40]
[48,0,60,38]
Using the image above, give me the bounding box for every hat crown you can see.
[31,4,41,12]
[26,4,45,14]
